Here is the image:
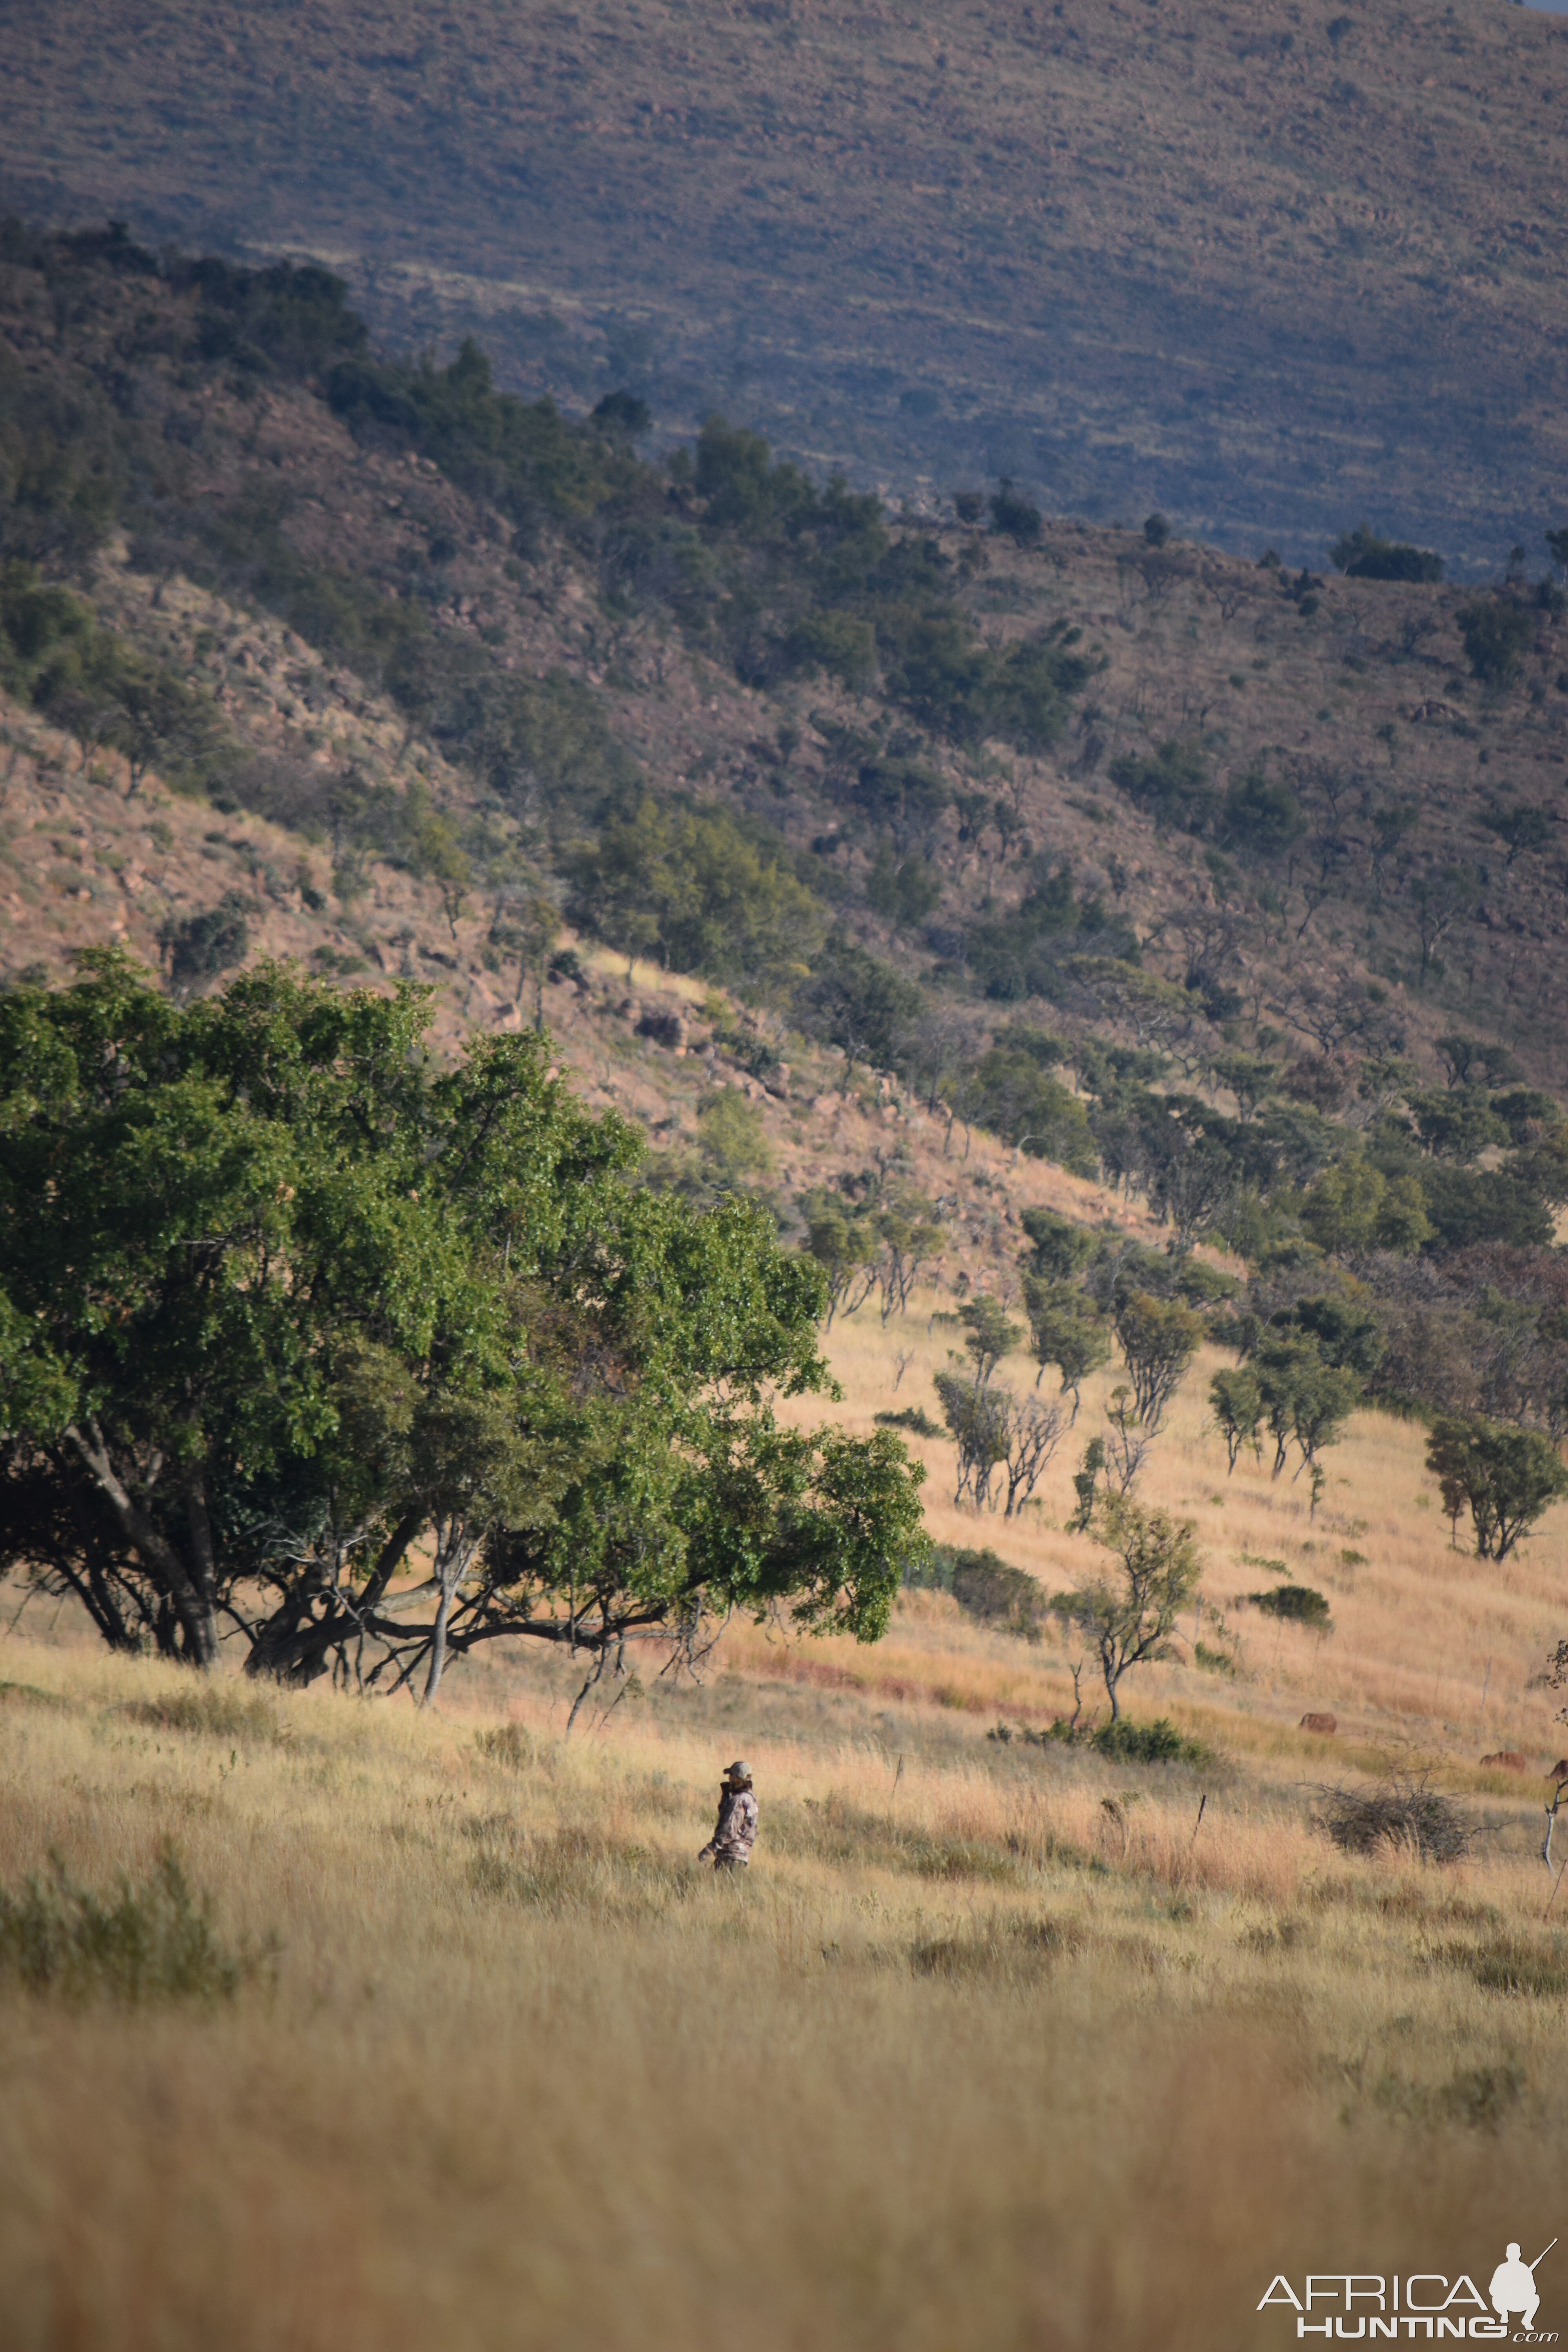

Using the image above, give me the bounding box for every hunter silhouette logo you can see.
[1258,2240,1558,2337]
[1491,2243,1555,2334]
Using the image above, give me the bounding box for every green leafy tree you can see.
[1426,1415,1568,1560]
[1112,1291,1204,1431]
[1022,1276,1110,1419]
[872,1188,946,1322]
[800,1194,878,1328]
[1249,1334,1361,1499]
[156,894,253,998]
[793,938,924,1079]
[489,893,561,1029]
[1299,1156,1432,1257]
[1478,804,1553,867]
[1457,597,1533,689]
[958,1296,1024,1385]
[0,957,925,1695]
[1210,1366,1263,1472]
[1053,1494,1203,1721]
[567,798,822,993]
[696,1088,775,1186]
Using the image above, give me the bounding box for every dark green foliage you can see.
[1108,738,1213,833]
[329,339,642,535]
[1245,1582,1334,1632]
[1416,1162,1554,1252]
[157,893,252,992]
[909,1543,1049,1638]
[1458,595,1534,688]
[0,1846,267,2004]
[951,1547,1049,1637]
[793,936,924,1074]
[875,1405,943,1437]
[592,390,650,440]
[0,960,925,1688]
[989,480,1042,544]
[966,1032,1097,1172]
[1090,1716,1211,1766]
[565,797,822,992]
[964,863,1136,1003]
[1426,1414,1568,1558]
[1478,804,1553,865]
[865,843,942,930]
[1218,770,1306,857]
[0,562,227,791]
[1328,524,1443,583]
[1143,513,1171,548]
[187,257,367,381]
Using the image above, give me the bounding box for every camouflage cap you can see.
[723,1759,753,1785]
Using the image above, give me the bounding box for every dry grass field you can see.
[4,1303,1568,2350]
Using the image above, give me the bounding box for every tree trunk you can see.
[64,1425,220,1666]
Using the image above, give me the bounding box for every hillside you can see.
[10,223,1568,1420]
[7,0,1568,563]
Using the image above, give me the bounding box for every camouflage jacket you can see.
[710,1786,758,1864]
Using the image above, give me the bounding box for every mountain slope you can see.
[7,0,1568,565]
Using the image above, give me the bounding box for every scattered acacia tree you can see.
[1053,1493,1203,1721]
[932,1373,1063,1519]
[1426,1415,1568,1560]
[1210,1366,1263,1471]
[1113,1290,1203,1431]
[488,891,561,1028]
[800,1194,878,1328]
[1457,596,1534,690]
[933,1372,1010,1512]
[0,956,926,1702]
[1022,1275,1110,1417]
[959,1295,1024,1385]
[873,1189,946,1322]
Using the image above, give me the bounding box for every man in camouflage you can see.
[698,1760,758,1872]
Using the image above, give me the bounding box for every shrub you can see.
[1314,1772,1476,1863]
[1458,596,1533,688]
[157,893,252,992]
[124,1687,280,1743]
[1090,1716,1212,1767]
[989,480,1042,544]
[876,1405,943,1437]
[1328,524,1443,583]
[0,1847,269,2003]
[1244,1583,1334,1633]
[475,1722,535,1770]
[947,1548,1050,1639]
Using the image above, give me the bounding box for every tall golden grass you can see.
[3,1300,1568,2348]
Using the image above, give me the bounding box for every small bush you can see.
[124,1686,280,1744]
[910,1913,1085,1981]
[0,1846,270,2003]
[1443,1935,1568,2000]
[877,1405,943,1437]
[1091,1717,1212,1768]
[915,1546,1051,1639]
[475,1722,535,1770]
[1314,1772,1476,1864]
[1245,1583,1334,1632]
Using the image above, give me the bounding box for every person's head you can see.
[723,1759,752,1789]
[1508,2245,1522,2263]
